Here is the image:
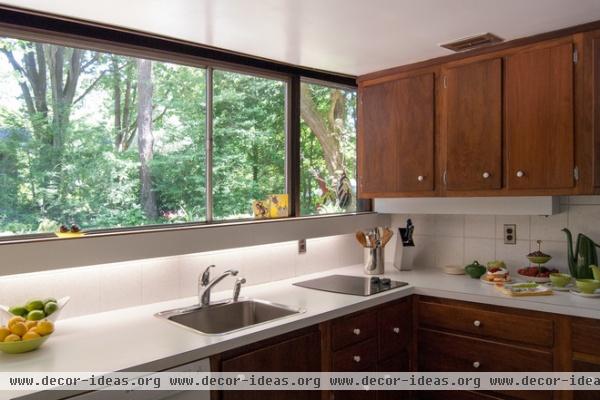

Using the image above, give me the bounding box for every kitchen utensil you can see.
[549,273,572,288]
[563,228,599,279]
[355,231,369,248]
[0,335,50,354]
[527,240,552,265]
[576,279,600,294]
[381,228,393,247]
[465,261,486,279]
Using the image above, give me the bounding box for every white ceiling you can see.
[2,0,600,76]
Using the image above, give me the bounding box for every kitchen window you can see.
[300,81,357,215]
[0,19,360,240]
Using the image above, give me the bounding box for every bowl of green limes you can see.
[0,297,70,324]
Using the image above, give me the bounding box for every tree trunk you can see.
[299,84,344,177]
[136,59,158,219]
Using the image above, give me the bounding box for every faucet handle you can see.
[201,265,215,286]
[233,277,246,302]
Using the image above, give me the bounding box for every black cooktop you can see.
[293,274,408,296]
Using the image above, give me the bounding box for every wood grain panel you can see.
[332,311,377,351]
[444,58,502,191]
[378,299,412,357]
[221,331,321,400]
[418,299,554,347]
[332,338,378,372]
[359,73,435,196]
[505,42,575,189]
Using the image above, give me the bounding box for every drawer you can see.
[418,329,553,372]
[332,311,377,350]
[572,318,600,356]
[378,299,411,357]
[332,338,378,372]
[418,300,553,347]
[418,329,552,400]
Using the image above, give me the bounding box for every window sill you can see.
[0,213,386,276]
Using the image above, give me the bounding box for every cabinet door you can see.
[505,42,575,190]
[444,58,502,191]
[359,73,435,196]
[221,331,320,400]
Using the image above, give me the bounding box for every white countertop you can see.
[3,264,600,399]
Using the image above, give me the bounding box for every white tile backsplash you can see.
[0,233,362,319]
[389,196,600,273]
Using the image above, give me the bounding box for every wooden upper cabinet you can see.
[358,72,435,196]
[444,58,502,191]
[505,41,575,190]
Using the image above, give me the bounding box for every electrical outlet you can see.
[298,239,307,254]
[504,224,517,244]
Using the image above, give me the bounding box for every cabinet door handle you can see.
[473,320,481,327]
[353,328,361,336]
[393,327,400,334]
[516,170,525,178]
[353,355,361,363]
[473,361,481,369]
[482,172,491,179]
[417,175,425,182]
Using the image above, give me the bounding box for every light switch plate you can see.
[504,224,517,244]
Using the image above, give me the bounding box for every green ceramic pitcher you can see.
[562,228,599,279]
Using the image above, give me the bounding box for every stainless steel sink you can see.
[155,298,303,335]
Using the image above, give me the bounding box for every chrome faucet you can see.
[199,265,239,306]
[233,277,246,302]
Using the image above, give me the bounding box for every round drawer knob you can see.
[353,355,361,363]
[473,320,481,327]
[353,328,361,336]
[393,327,400,334]
[473,361,481,369]
[482,172,490,179]
[417,175,425,182]
[516,170,525,178]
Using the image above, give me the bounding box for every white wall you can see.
[0,234,363,319]
[385,196,600,274]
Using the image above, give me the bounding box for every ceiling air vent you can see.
[440,33,503,52]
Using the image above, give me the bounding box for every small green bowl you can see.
[576,279,600,294]
[527,255,552,264]
[549,273,572,287]
[0,335,49,354]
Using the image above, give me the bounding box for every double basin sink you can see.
[155,299,302,335]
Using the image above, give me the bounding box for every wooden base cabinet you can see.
[326,297,413,400]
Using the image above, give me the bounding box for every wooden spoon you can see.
[381,228,394,247]
[355,231,368,248]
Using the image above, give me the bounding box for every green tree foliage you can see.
[0,36,355,236]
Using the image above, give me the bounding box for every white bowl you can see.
[0,296,70,324]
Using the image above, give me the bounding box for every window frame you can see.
[0,5,368,244]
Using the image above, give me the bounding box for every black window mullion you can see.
[288,75,301,217]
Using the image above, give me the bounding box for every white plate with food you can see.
[569,289,600,298]
[480,274,512,285]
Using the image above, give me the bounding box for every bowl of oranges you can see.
[0,316,54,354]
